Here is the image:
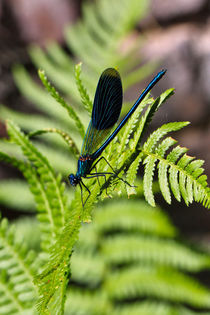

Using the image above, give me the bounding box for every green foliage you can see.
[0,65,209,313]
[74,62,92,114]
[0,0,154,214]
[0,0,209,313]
[0,59,209,314]
[63,200,210,315]
[38,69,85,138]
[141,124,210,208]
[0,216,38,314]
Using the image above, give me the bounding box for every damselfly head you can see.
[68,174,80,186]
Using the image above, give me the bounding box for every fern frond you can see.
[140,123,210,208]
[143,121,189,153]
[63,199,210,315]
[0,104,81,148]
[28,127,80,158]
[102,235,210,272]
[113,301,210,315]
[94,200,177,237]
[157,137,178,204]
[38,69,85,137]
[0,216,38,314]
[6,121,67,238]
[12,65,72,124]
[126,154,142,196]
[65,290,109,315]
[117,96,150,159]
[65,0,150,79]
[29,45,78,96]
[75,63,93,114]
[132,89,175,149]
[46,42,74,71]
[142,122,187,206]
[0,150,63,250]
[35,203,82,315]
[105,265,210,308]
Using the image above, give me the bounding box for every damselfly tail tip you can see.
[156,69,167,80]
[160,69,167,75]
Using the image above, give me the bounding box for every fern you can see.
[1,66,209,313]
[140,124,210,208]
[0,0,209,313]
[106,266,210,307]
[74,62,93,114]
[102,235,210,271]
[28,127,80,159]
[35,204,82,315]
[2,122,68,251]
[0,216,38,314]
[38,69,85,138]
[63,200,210,315]
[33,68,209,312]
[0,0,154,215]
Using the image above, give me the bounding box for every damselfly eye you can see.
[68,174,79,186]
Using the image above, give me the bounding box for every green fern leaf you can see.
[6,121,67,239]
[38,69,85,137]
[141,124,210,208]
[75,63,93,114]
[156,137,178,204]
[95,200,177,237]
[29,45,78,96]
[112,301,210,315]
[143,121,189,153]
[143,156,157,206]
[35,203,82,315]
[126,154,142,196]
[102,235,210,272]
[0,151,62,250]
[167,145,188,201]
[0,216,39,314]
[105,265,210,308]
[28,127,80,158]
[12,65,73,124]
[117,96,150,156]
[136,89,175,146]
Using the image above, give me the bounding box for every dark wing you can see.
[81,68,123,155]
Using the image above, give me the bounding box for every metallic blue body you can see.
[77,156,93,178]
[69,155,93,186]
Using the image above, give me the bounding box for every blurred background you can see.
[0,0,209,245]
[0,0,210,313]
